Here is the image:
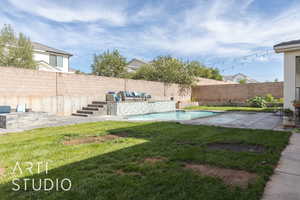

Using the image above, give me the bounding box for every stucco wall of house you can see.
[62,56,69,72]
[34,51,69,73]
[33,52,49,64]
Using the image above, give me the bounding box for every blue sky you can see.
[1,0,300,81]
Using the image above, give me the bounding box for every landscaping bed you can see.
[0,121,290,200]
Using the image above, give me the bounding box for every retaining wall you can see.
[0,67,191,115]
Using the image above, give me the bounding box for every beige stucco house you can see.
[32,42,73,73]
[274,40,300,111]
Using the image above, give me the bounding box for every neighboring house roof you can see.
[223,73,258,83]
[128,58,147,66]
[32,42,73,56]
[127,58,147,71]
[274,39,300,53]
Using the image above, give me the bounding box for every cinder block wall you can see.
[0,67,191,115]
[192,82,283,105]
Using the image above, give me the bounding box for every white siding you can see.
[34,52,49,63]
[283,51,300,110]
[62,56,69,72]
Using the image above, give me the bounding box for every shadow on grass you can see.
[0,122,290,200]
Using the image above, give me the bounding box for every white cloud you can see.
[135,0,300,57]
[7,0,128,26]
[2,0,300,62]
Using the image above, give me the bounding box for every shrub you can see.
[264,93,275,103]
[278,98,284,103]
[247,96,267,108]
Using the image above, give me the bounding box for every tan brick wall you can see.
[56,73,125,98]
[192,82,283,105]
[0,67,57,96]
[0,67,192,115]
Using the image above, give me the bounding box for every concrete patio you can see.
[182,111,283,130]
[0,113,123,134]
[0,111,284,135]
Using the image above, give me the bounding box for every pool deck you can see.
[181,111,282,130]
[0,114,123,134]
[181,111,283,130]
[0,111,284,134]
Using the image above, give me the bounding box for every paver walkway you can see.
[262,133,300,200]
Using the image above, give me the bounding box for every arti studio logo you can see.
[11,161,72,191]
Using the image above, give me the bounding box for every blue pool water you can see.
[127,111,217,121]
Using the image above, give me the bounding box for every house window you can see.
[49,55,63,68]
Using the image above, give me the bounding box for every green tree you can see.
[91,49,127,77]
[186,61,223,80]
[210,68,223,80]
[0,24,36,69]
[239,79,247,84]
[132,56,195,86]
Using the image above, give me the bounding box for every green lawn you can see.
[185,105,279,112]
[0,121,290,200]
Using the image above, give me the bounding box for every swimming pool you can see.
[127,110,218,121]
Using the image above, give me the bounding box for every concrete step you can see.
[82,107,99,111]
[92,101,107,105]
[77,110,94,115]
[72,113,89,117]
[88,104,104,108]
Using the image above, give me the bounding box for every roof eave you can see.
[46,50,73,57]
[274,44,300,53]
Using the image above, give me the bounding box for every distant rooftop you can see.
[128,58,147,65]
[32,42,73,56]
[223,73,258,83]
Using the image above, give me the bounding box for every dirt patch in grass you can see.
[184,163,258,188]
[63,133,128,145]
[206,142,266,153]
[144,157,167,164]
[115,169,141,176]
[176,141,200,146]
[0,168,5,176]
